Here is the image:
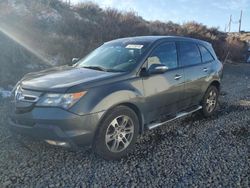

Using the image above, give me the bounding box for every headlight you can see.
[37,91,87,109]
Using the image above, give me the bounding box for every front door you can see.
[142,42,185,122]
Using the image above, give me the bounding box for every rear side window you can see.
[148,42,178,69]
[199,45,214,63]
[178,42,201,67]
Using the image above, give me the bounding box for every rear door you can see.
[177,41,214,108]
[142,42,185,122]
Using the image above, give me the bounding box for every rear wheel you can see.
[93,106,139,160]
[201,85,219,117]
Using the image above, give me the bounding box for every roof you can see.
[107,36,210,46]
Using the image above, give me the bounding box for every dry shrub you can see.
[225,36,246,62]
[0,0,247,87]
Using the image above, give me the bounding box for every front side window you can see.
[178,42,201,67]
[76,42,149,72]
[199,45,214,63]
[148,42,178,69]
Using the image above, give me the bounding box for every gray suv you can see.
[9,36,223,160]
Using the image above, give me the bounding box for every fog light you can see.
[45,140,69,147]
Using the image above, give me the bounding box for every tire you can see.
[93,106,139,160]
[201,85,219,117]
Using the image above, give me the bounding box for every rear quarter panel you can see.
[202,59,223,94]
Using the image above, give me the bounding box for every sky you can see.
[69,0,250,32]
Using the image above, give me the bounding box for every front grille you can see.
[14,87,43,113]
[15,87,42,103]
[23,95,37,101]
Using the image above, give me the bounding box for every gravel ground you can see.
[0,63,249,187]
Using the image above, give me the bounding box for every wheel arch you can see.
[95,102,145,139]
[118,102,145,134]
[209,80,221,91]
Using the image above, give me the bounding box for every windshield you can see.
[76,42,149,72]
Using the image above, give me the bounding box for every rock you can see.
[2,180,12,187]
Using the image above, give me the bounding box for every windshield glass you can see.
[76,42,149,72]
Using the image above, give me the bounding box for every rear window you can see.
[199,45,214,62]
[178,42,201,67]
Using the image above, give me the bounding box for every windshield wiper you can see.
[82,66,107,72]
[82,66,125,73]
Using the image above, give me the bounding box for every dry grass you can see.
[0,0,247,86]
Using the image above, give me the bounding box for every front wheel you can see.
[201,85,219,117]
[93,106,139,160]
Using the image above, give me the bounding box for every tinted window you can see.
[199,45,214,62]
[148,42,178,69]
[178,42,201,66]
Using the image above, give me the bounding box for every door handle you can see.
[203,67,208,72]
[174,75,182,80]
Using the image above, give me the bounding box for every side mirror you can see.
[148,64,168,74]
[69,58,80,66]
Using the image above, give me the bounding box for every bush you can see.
[0,0,247,86]
[225,36,247,62]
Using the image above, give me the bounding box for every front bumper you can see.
[9,107,105,148]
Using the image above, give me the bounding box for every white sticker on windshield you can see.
[126,44,144,49]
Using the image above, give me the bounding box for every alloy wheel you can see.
[206,90,217,113]
[105,115,134,153]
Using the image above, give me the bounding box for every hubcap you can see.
[206,90,217,113]
[105,115,134,153]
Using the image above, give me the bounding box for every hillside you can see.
[0,0,247,90]
[229,32,250,42]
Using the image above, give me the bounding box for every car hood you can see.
[20,66,122,93]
